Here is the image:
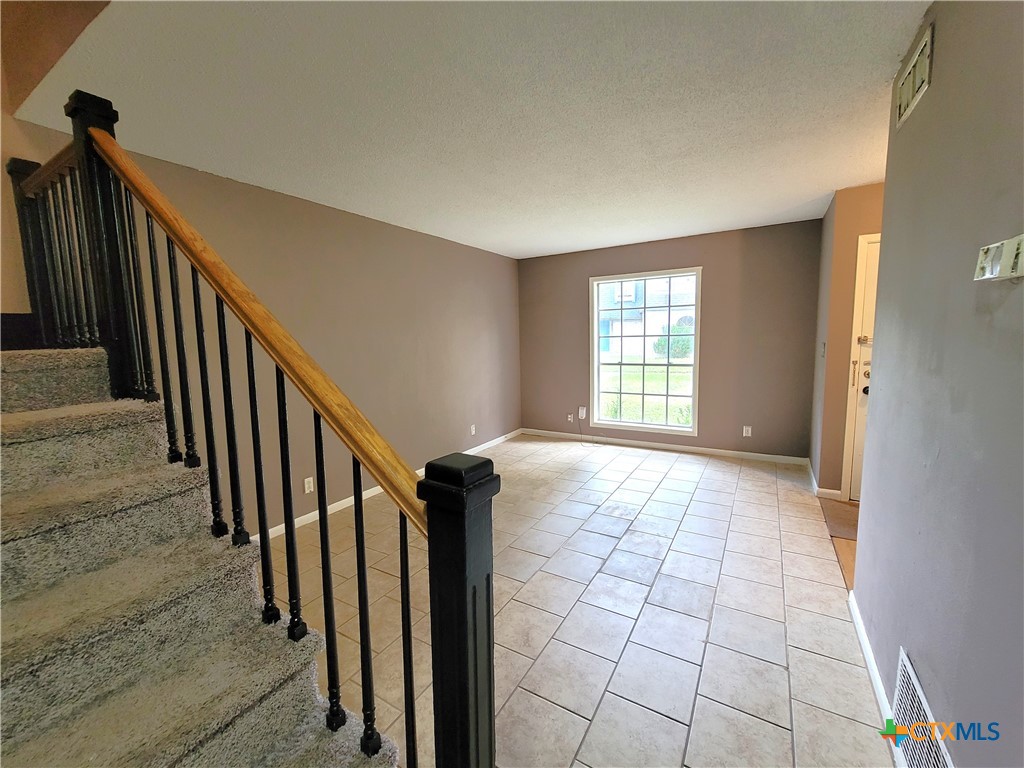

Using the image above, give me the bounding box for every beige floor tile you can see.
[783,551,846,588]
[493,529,518,556]
[617,530,672,559]
[515,499,556,519]
[515,571,587,617]
[731,500,779,521]
[780,515,831,539]
[521,639,615,718]
[570,488,612,506]
[579,693,688,768]
[697,477,736,494]
[786,606,864,666]
[496,689,589,768]
[709,605,787,665]
[554,499,599,519]
[684,696,793,768]
[582,478,620,494]
[699,644,791,727]
[693,488,734,506]
[726,530,782,561]
[631,604,707,664]
[640,499,687,520]
[493,573,524,612]
[678,514,730,539]
[608,642,700,723]
[365,529,401,554]
[781,530,836,560]
[778,500,825,520]
[534,512,585,536]
[339,595,419,650]
[511,528,567,557]
[620,477,659,493]
[660,477,697,493]
[784,575,850,621]
[733,488,778,506]
[581,513,631,537]
[792,700,894,768]
[595,500,643,520]
[609,487,652,507]
[671,531,726,561]
[648,573,716,620]
[494,599,563,658]
[371,635,433,710]
[494,643,535,713]
[687,500,732,521]
[580,573,650,618]
[779,488,819,505]
[493,547,547,582]
[714,574,785,622]
[788,647,880,726]
[542,548,604,584]
[337,567,401,608]
[651,487,693,507]
[729,515,780,539]
[493,511,536,536]
[411,613,431,645]
[555,602,635,661]
[661,551,721,586]
[339,680,402,735]
[721,550,783,588]
[564,530,619,558]
[629,514,680,539]
[372,547,430,579]
[601,549,662,586]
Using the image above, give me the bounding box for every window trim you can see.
[588,266,702,437]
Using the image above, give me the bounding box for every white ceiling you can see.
[19,2,927,259]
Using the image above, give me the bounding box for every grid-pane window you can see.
[593,268,700,434]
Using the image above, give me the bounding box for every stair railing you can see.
[6,90,498,767]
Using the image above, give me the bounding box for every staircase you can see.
[0,348,397,767]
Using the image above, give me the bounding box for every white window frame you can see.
[589,266,702,437]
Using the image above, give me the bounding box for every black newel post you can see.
[6,158,54,347]
[418,453,500,768]
[64,90,134,397]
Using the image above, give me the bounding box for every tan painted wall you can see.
[809,182,884,490]
[1,114,521,527]
[519,221,822,457]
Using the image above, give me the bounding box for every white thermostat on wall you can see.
[974,234,1023,281]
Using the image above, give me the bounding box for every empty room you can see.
[1,2,1021,768]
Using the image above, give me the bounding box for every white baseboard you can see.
[809,470,843,500]
[849,591,905,767]
[254,429,521,541]
[519,427,809,465]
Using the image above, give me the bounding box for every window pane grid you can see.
[593,270,698,431]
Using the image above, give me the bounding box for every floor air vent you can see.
[892,648,953,768]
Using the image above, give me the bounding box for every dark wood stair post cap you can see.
[64,90,119,130]
[416,453,501,510]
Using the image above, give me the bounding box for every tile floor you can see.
[267,435,893,768]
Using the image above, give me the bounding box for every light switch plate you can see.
[975,234,1023,281]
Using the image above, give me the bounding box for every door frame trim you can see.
[841,233,882,501]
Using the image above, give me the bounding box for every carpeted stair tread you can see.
[1,534,257,671]
[263,706,400,768]
[3,619,323,768]
[1,348,110,413]
[1,461,209,543]
[0,398,162,444]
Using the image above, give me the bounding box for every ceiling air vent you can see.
[896,24,933,129]
[892,648,953,768]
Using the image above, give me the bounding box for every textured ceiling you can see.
[18,2,927,258]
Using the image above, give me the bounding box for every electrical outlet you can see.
[470,424,476,436]
[304,477,314,494]
[567,413,574,423]
[742,426,752,437]
[578,405,587,420]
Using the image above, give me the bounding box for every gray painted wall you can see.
[519,221,822,457]
[854,4,1023,767]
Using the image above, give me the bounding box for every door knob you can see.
[862,385,870,395]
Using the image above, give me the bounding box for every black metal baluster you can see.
[399,512,419,768]
[146,215,182,463]
[40,186,70,346]
[69,168,100,346]
[314,413,346,732]
[6,158,56,347]
[277,368,307,642]
[166,238,201,468]
[247,330,279,623]
[108,174,144,393]
[216,297,249,546]
[191,265,229,537]
[122,190,158,400]
[352,457,382,754]
[54,177,86,347]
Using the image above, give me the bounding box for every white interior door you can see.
[849,237,880,501]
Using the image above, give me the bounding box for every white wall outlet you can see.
[742,426,752,437]
[578,405,587,420]
[470,424,476,436]
[304,477,314,494]
[567,413,574,423]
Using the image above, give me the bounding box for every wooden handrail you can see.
[21,142,76,196]
[89,127,428,537]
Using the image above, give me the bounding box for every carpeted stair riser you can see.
[1,401,167,494]
[1,348,111,413]
[3,623,323,768]
[270,702,401,768]
[1,543,261,747]
[1,469,211,601]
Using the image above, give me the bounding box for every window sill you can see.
[590,419,698,438]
